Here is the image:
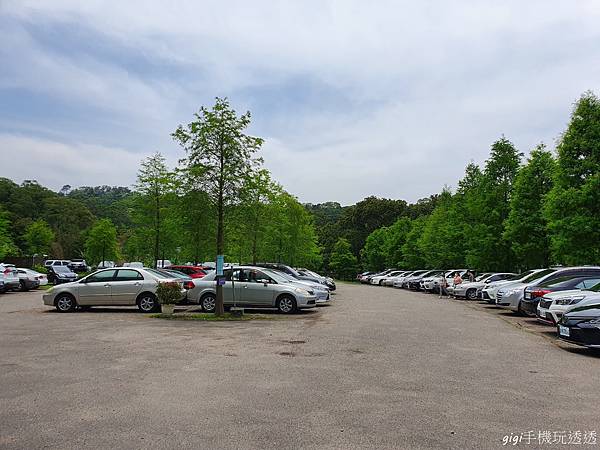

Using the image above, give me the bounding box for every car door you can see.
[111,269,144,305]
[222,269,242,305]
[78,270,117,305]
[238,269,276,306]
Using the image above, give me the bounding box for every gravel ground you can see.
[1,283,599,449]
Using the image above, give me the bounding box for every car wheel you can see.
[201,294,216,313]
[379,280,383,286]
[466,289,477,300]
[277,295,297,314]
[55,294,77,313]
[516,301,524,316]
[137,293,160,313]
[19,281,29,292]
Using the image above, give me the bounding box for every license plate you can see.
[559,325,570,337]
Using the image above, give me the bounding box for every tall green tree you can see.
[173,97,264,315]
[401,217,427,269]
[383,217,412,268]
[135,153,174,268]
[0,207,18,259]
[464,137,522,271]
[329,238,358,280]
[22,219,54,255]
[545,92,600,265]
[361,227,389,271]
[85,219,120,265]
[504,145,555,269]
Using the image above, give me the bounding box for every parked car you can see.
[357,271,372,283]
[262,268,330,304]
[0,263,21,292]
[44,259,71,269]
[393,271,418,288]
[399,270,429,289]
[68,259,89,273]
[496,267,600,314]
[189,266,317,313]
[297,268,336,291]
[521,275,600,316]
[557,302,600,348]
[47,265,79,285]
[481,269,544,304]
[124,262,144,268]
[15,268,41,291]
[25,269,48,286]
[537,282,600,325]
[371,270,405,286]
[255,263,335,290]
[43,267,186,313]
[156,260,173,269]
[166,265,207,279]
[409,270,443,290]
[451,273,516,300]
[383,271,409,287]
[97,261,116,269]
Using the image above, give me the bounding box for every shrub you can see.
[156,281,182,305]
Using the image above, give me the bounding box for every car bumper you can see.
[21,279,40,289]
[315,292,331,304]
[42,292,54,306]
[6,280,21,290]
[536,306,557,325]
[520,299,539,316]
[54,277,78,284]
[297,295,317,309]
[557,321,600,348]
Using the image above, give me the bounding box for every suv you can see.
[68,259,89,273]
[0,264,21,292]
[44,260,71,269]
[47,265,79,285]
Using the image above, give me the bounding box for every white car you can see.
[16,268,45,290]
[452,273,516,300]
[481,269,543,303]
[383,271,408,286]
[371,270,405,286]
[0,264,21,292]
[537,286,600,325]
[497,267,600,313]
[394,270,429,289]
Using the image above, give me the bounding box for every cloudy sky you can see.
[1,1,600,205]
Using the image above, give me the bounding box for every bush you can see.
[156,281,182,305]
[32,264,48,274]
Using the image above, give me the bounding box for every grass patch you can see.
[148,312,274,321]
[38,285,54,291]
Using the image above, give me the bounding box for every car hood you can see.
[498,282,526,292]
[455,281,484,289]
[564,293,600,313]
[564,304,600,319]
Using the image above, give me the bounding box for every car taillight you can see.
[531,289,552,298]
[184,281,194,290]
[3,268,11,275]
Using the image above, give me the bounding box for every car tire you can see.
[516,301,524,316]
[379,280,383,286]
[466,289,477,300]
[55,294,77,313]
[276,295,297,314]
[137,293,160,313]
[19,281,29,292]
[200,293,217,313]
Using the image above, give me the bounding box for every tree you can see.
[361,227,389,271]
[135,153,174,268]
[464,138,522,271]
[401,217,427,269]
[0,207,18,259]
[22,219,54,255]
[504,145,555,269]
[545,92,600,265]
[383,217,412,268]
[329,238,358,280]
[85,219,120,265]
[173,97,264,315]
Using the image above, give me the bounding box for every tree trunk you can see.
[154,186,160,269]
[215,145,225,316]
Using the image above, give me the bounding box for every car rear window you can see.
[522,269,555,283]
[144,268,172,279]
[115,269,143,281]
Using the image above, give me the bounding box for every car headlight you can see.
[555,296,585,306]
[294,287,311,296]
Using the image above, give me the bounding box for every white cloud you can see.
[1,1,600,203]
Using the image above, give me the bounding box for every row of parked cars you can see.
[41,261,335,315]
[0,263,48,293]
[358,266,600,349]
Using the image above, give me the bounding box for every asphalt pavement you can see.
[1,283,599,449]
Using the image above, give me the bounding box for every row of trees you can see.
[0,99,322,280]
[347,91,600,277]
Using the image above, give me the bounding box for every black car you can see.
[522,272,600,316]
[47,265,78,284]
[558,304,600,349]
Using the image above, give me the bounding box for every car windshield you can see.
[160,269,189,279]
[262,269,296,284]
[144,268,173,279]
[522,269,555,283]
[539,276,582,288]
[53,266,72,273]
[476,273,491,281]
[506,271,533,281]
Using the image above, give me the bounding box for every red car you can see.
[166,265,208,279]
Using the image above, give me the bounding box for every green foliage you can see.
[504,145,555,269]
[401,217,427,269]
[361,227,389,271]
[156,281,183,305]
[0,207,18,259]
[545,92,600,265]
[328,238,358,280]
[22,219,54,255]
[84,219,120,265]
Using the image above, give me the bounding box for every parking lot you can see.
[1,283,599,449]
